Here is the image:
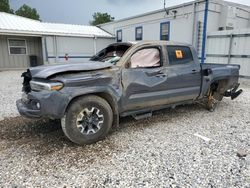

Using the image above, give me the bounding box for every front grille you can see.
[22,70,32,93]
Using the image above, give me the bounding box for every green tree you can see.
[15,4,40,21]
[90,12,114,26]
[0,0,14,13]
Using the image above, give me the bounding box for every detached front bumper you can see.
[16,99,41,118]
[16,91,70,119]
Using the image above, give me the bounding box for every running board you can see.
[132,112,152,120]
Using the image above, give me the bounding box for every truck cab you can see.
[117,41,202,113]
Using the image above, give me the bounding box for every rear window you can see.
[167,46,193,65]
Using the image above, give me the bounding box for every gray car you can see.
[16,41,242,145]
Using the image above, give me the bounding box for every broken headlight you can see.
[30,81,64,91]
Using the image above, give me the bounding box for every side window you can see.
[8,39,27,55]
[135,26,143,41]
[167,46,193,65]
[160,22,170,41]
[130,48,161,68]
[117,30,122,42]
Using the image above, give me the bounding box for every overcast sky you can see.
[9,0,250,25]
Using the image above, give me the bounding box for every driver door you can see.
[121,46,168,112]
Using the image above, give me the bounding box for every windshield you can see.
[90,44,132,65]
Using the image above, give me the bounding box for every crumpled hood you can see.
[28,61,113,79]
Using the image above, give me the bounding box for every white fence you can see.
[206,29,250,77]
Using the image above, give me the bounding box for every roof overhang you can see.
[0,30,115,38]
[0,12,115,39]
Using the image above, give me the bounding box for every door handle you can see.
[146,69,165,77]
[156,73,167,78]
[191,69,199,74]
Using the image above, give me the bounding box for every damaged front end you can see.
[16,70,70,119]
[17,70,40,118]
[21,70,32,93]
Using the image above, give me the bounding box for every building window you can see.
[135,26,143,41]
[160,22,170,41]
[117,30,122,42]
[8,39,27,55]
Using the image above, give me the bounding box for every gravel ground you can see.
[0,70,23,120]
[0,71,249,187]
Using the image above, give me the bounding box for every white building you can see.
[99,0,250,64]
[0,12,115,70]
[206,28,250,77]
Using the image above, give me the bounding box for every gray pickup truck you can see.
[16,41,242,145]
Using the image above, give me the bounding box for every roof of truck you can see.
[109,41,192,47]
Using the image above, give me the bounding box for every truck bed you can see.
[199,63,241,99]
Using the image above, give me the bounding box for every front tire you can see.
[61,95,113,145]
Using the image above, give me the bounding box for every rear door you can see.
[163,45,201,102]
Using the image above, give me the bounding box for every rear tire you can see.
[61,95,113,145]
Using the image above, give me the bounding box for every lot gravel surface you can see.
[0,71,249,187]
[0,71,23,120]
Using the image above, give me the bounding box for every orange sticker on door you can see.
[175,50,183,59]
